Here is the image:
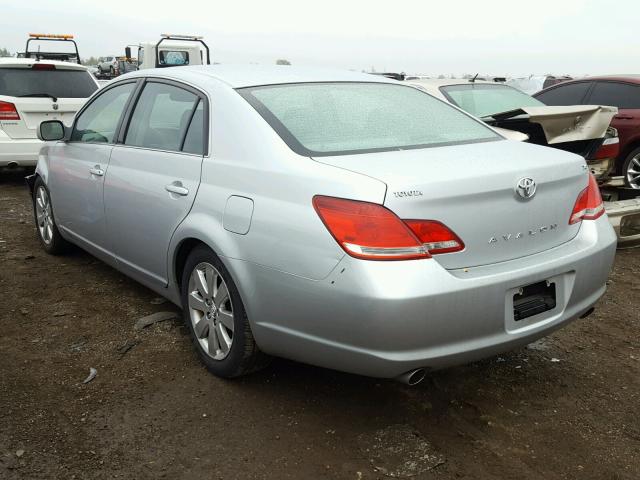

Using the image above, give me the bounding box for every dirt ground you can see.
[1,168,639,480]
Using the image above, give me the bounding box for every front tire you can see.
[622,146,640,189]
[32,178,70,255]
[181,245,270,378]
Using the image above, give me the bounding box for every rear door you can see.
[48,81,138,259]
[104,79,207,286]
[0,65,98,138]
[584,81,640,159]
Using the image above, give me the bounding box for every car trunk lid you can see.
[487,105,617,158]
[314,140,588,269]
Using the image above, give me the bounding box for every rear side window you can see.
[534,82,591,106]
[124,82,199,152]
[0,68,98,98]
[71,82,135,143]
[587,81,640,109]
[182,100,205,155]
[240,82,499,156]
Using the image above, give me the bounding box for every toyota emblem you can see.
[516,177,536,199]
[52,103,59,110]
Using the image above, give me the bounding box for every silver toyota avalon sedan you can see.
[29,66,617,384]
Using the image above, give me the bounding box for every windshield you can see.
[239,82,499,156]
[440,83,544,118]
[0,68,98,98]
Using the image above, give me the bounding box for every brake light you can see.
[569,173,604,225]
[404,220,465,254]
[592,136,620,160]
[0,101,20,120]
[313,196,429,260]
[32,63,56,70]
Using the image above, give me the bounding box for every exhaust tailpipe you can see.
[6,161,19,168]
[397,368,426,386]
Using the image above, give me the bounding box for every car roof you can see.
[545,75,640,86]
[122,64,399,88]
[0,57,90,71]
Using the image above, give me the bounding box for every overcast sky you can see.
[2,0,637,76]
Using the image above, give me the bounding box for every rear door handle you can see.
[89,165,104,176]
[165,181,189,196]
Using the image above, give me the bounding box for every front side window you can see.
[240,82,499,156]
[124,82,199,152]
[70,82,135,143]
[588,82,640,109]
[534,82,591,106]
[440,84,544,118]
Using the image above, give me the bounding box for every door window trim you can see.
[68,79,142,146]
[116,77,210,156]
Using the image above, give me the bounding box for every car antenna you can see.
[469,73,479,83]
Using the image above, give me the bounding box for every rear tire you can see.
[622,146,640,189]
[180,245,270,378]
[32,178,70,255]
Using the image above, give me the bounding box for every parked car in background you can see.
[29,66,616,383]
[0,58,99,167]
[507,75,572,95]
[535,76,640,189]
[408,79,619,182]
[98,56,118,75]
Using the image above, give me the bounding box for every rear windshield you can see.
[0,68,98,98]
[239,82,499,156]
[440,83,544,118]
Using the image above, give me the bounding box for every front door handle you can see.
[165,181,189,196]
[89,165,104,176]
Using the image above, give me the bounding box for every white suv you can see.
[0,58,99,167]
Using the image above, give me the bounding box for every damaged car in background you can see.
[407,79,619,183]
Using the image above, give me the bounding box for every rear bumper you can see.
[227,217,617,379]
[0,137,41,167]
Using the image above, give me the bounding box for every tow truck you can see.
[17,33,81,64]
[125,34,211,70]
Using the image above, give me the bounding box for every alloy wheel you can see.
[35,186,54,245]
[187,262,235,360]
[627,153,640,189]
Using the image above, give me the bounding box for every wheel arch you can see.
[621,137,640,159]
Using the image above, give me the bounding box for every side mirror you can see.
[38,120,65,142]
[125,46,131,59]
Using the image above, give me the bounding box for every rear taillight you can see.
[569,173,605,225]
[313,196,429,260]
[404,220,465,254]
[313,196,464,260]
[0,101,20,120]
[592,136,620,160]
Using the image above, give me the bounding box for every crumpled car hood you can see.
[490,105,618,144]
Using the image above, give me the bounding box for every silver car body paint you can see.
[35,65,617,378]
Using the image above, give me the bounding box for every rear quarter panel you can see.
[168,79,387,302]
